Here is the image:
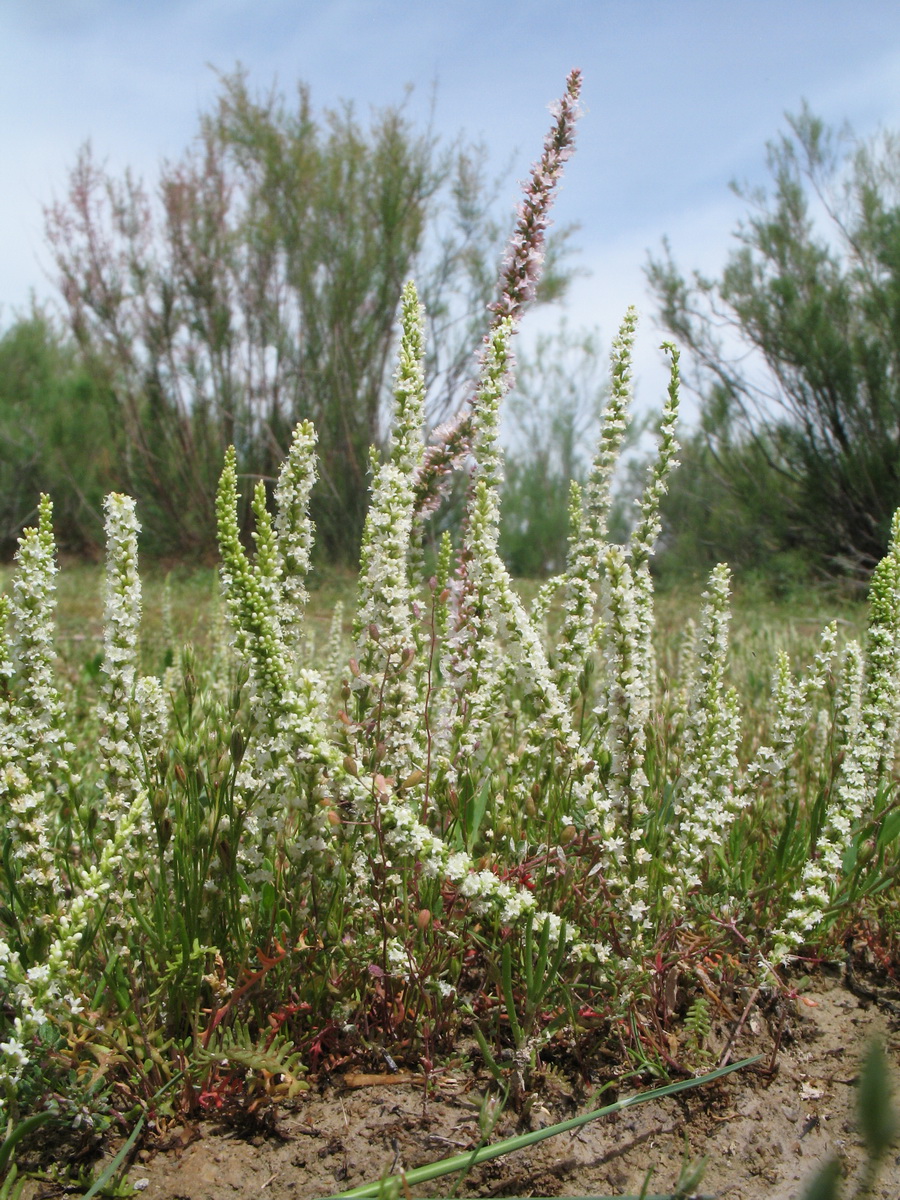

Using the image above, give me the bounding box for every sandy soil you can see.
[22,966,900,1200]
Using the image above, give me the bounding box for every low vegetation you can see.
[1,71,898,1198]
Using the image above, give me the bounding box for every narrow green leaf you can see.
[501,941,524,1047]
[857,1041,897,1160]
[532,912,552,1002]
[470,1021,506,1088]
[466,772,492,851]
[800,1156,842,1200]
[876,808,900,852]
[523,912,534,997]
[0,1112,54,1176]
[79,1114,145,1200]
[322,1054,761,1199]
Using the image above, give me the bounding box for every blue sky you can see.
[4,0,900,410]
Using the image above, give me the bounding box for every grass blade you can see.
[79,1114,145,1200]
[0,1113,54,1176]
[322,1054,761,1199]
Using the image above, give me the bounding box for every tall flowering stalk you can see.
[444,318,516,787]
[670,564,741,901]
[345,298,569,964]
[390,283,427,486]
[0,501,67,907]
[97,494,144,824]
[1,621,59,910]
[415,68,583,516]
[597,546,648,824]
[771,639,865,963]
[274,420,318,662]
[574,349,678,936]
[0,794,147,1120]
[352,282,428,780]
[216,446,342,892]
[553,308,637,705]
[741,650,806,810]
[626,342,681,709]
[351,458,420,778]
[447,317,578,813]
[10,496,68,790]
[859,516,900,785]
[770,531,900,964]
[584,546,653,945]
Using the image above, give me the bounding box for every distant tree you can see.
[651,427,810,591]
[648,105,900,577]
[0,312,116,557]
[45,70,574,560]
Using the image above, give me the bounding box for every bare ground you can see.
[23,967,900,1200]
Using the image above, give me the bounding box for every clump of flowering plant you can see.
[1,69,899,1153]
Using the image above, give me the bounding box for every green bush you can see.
[0,313,116,557]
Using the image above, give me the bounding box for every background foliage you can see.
[651,106,900,583]
[0,312,115,558]
[38,70,573,563]
[8,89,900,588]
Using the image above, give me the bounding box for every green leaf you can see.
[465,772,492,852]
[876,808,900,853]
[800,1156,842,1200]
[0,1112,54,1176]
[841,837,859,876]
[78,1115,145,1200]
[857,1041,897,1160]
[322,1054,762,1198]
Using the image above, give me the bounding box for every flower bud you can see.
[230,726,246,766]
[182,649,197,707]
